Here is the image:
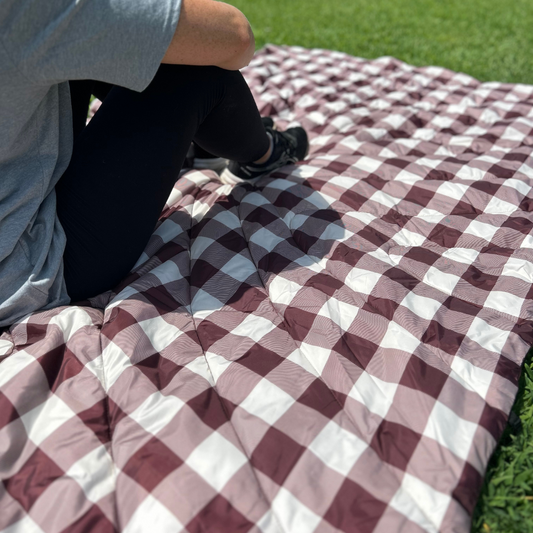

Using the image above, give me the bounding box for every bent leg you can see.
[57,64,269,301]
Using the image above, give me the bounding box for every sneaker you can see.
[221,121,308,184]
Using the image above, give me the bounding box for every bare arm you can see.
[161,0,255,70]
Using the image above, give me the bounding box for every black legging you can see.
[57,65,270,302]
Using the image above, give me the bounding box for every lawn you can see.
[229,0,533,531]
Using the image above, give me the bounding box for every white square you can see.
[454,165,485,182]
[220,255,257,283]
[240,378,295,426]
[436,182,469,201]
[415,207,446,225]
[101,342,133,391]
[205,351,232,383]
[129,391,185,436]
[241,191,271,207]
[423,267,461,296]
[389,473,451,533]
[400,292,442,321]
[328,175,361,189]
[272,487,322,533]
[391,228,426,247]
[344,267,382,296]
[368,190,402,209]
[345,211,377,226]
[380,322,420,354]
[66,445,116,503]
[212,210,241,231]
[123,494,183,533]
[483,196,518,216]
[441,247,480,265]
[349,372,398,418]
[483,290,525,318]
[450,357,493,400]
[152,218,182,245]
[186,432,247,492]
[138,316,184,353]
[190,236,215,260]
[309,420,367,476]
[354,156,383,174]
[464,220,499,242]
[298,343,332,376]
[231,315,277,343]
[149,261,184,286]
[319,224,353,243]
[191,289,224,319]
[268,276,302,306]
[394,170,424,185]
[466,316,511,354]
[21,395,76,446]
[502,256,533,283]
[305,190,336,209]
[318,298,359,331]
[50,307,95,342]
[249,227,284,252]
[423,401,478,461]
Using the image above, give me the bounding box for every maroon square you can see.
[273,189,306,211]
[236,344,284,377]
[305,273,344,297]
[339,189,368,211]
[0,391,19,431]
[122,436,183,493]
[196,321,230,351]
[77,399,111,445]
[471,180,502,196]
[362,296,400,321]
[142,285,184,314]
[441,296,481,317]
[451,461,484,514]
[38,344,85,393]
[370,419,422,471]
[297,378,343,419]
[403,247,441,267]
[190,259,222,288]
[102,308,138,342]
[493,355,521,385]
[25,323,49,345]
[461,266,498,291]
[187,388,228,431]
[426,168,455,181]
[332,332,379,370]
[427,224,462,248]
[324,478,388,533]
[363,173,387,190]
[421,320,465,356]
[380,210,411,229]
[251,426,306,486]
[403,185,435,208]
[135,352,183,390]
[186,494,254,533]
[486,164,515,181]
[4,448,64,512]
[283,307,317,342]
[357,227,390,248]
[226,284,267,314]
[400,355,449,399]
[244,205,279,226]
[449,200,482,218]
[512,319,533,346]
[502,216,533,235]
[292,229,321,254]
[258,252,299,275]
[217,230,249,255]
[60,504,117,533]
[382,267,419,291]
[330,242,365,267]
[325,160,352,174]
[478,402,508,442]
[107,398,130,439]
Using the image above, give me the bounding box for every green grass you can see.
[231,0,533,84]
[229,1,533,530]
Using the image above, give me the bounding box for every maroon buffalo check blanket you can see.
[1,45,533,533]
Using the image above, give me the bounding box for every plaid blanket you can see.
[1,45,533,533]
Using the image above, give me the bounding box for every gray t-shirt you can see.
[0,0,182,326]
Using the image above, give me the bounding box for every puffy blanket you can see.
[1,45,533,533]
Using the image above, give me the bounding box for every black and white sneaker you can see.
[221,121,308,185]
